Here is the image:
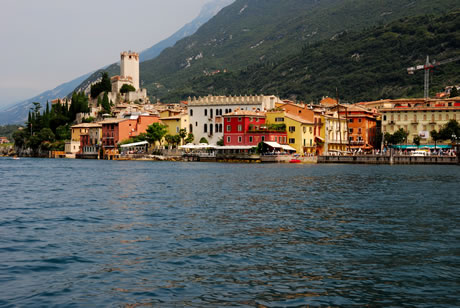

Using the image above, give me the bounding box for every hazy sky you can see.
[0,0,209,106]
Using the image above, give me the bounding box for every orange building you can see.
[100,115,160,158]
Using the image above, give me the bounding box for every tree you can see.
[184,133,194,144]
[90,72,112,98]
[413,135,421,146]
[172,135,181,147]
[384,129,408,145]
[450,87,459,98]
[101,92,111,114]
[38,128,55,143]
[439,120,460,142]
[145,123,168,147]
[164,134,174,146]
[217,137,224,146]
[199,137,208,144]
[178,128,187,145]
[430,129,441,149]
[56,125,70,140]
[120,84,136,94]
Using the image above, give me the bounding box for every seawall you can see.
[318,155,459,165]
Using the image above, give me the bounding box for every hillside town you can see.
[5,51,460,163]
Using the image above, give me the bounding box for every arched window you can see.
[215,124,219,132]
[219,124,223,132]
[189,124,193,133]
[190,109,193,116]
[204,109,207,116]
[210,124,213,135]
[204,124,207,133]
[210,109,213,118]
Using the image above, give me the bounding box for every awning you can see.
[120,141,149,148]
[263,141,282,148]
[280,144,296,151]
[315,136,324,142]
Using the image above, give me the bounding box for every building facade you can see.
[188,95,280,145]
[223,110,287,146]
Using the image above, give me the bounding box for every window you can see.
[204,109,207,116]
[349,128,353,133]
[255,118,259,122]
[310,139,312,146]
[383,115,387,121]
[204,124,207,133]
[238,125,242,132]
[249,136,253,143]
[195,122,198,127]
[238,117,242,122]
[210,109,213,118]
[289,126,295,132]
[358,128,362,134]
[227,125,231,132]
[238,136,242,143]
[176,127,180,133]
[189,124,193,133]
[309,127,312,133]
[358,118,362,123]
[219,124,222,132]
[349,119,353,123]
[190,109,193,116]
[303,139,306,146]
[227,136,231,143]
[210,124,213,135]
[289,138,295,144]
[275,117,284,122]
[215,124,218,133]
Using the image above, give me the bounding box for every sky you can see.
[0,0,210,107]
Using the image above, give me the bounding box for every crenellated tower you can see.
[120,51,139,90]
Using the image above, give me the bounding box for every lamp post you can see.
[452,134,458,164]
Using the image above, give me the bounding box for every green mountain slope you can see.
[175,11,460,103]
[139,0,459,101]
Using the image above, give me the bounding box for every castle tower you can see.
[120,51,139,90]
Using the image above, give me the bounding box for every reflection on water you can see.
[0,158,458,307]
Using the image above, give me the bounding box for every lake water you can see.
[0,157,459,307]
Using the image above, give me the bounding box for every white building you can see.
[187,95,280,145]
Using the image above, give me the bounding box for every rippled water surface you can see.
[0,157,459,307]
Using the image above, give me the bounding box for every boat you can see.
[289,158,301,163]
[12,156,20,160]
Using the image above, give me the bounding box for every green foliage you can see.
[450,87,459,97]
[155,10,460,103]
[385,128,409,145]
[101,92,111,114]
[56,125,70,140]
[413,135,421,146]
[184,133,194,144]
[266,123,286,131]
[0,125,22,140]
[199,137,208,144]
[82,116,95,123]
[119,133,148,146]
[69,92,89,121]
[120,84,136,94]
[216,137,224,146]
[90,72,112,98]
[178,128,187,143]
[437,120,460,141]
[145,123,168,145]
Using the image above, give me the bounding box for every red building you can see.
[224,110,287,146]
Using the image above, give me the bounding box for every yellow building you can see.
[266,110,315,154]
[381,103,459,144]
[159,114,190,145]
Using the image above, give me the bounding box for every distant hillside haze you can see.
[137,0,459,101]
[0,0,234,125]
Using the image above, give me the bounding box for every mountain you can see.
[0,73,91,125]
[136,0,459,101]
[70,0,236,98]
[0,0,234,125]
[139,0,235,62]
[177,10,460,103]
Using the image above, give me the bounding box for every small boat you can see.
[12,156,20,160]
[289,159,301,163]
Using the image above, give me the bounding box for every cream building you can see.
[381,100,459,144]
[188,95,280,145]
[323,112,348,154]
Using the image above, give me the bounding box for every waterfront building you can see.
[187,95,280,145]
[0,137,10,144]
[223,110,287,146]
[323,111,349,155]
[380,99,459,145]
[76,123,103,159]
[266,110,315,154]
[329,104,379,151]
[100,115,160,158]
[160,113,190,145]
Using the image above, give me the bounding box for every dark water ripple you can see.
[0,157,459,307]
